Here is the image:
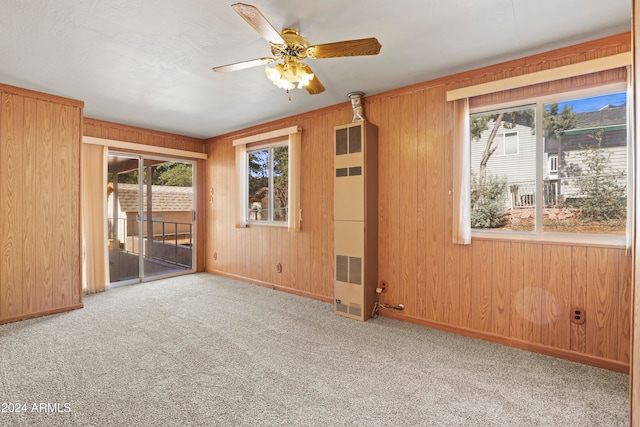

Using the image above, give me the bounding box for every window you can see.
[548,154,559,178]
[233,125,301,231]
[469,88,628,242]
[247,144,288,223]
[495,131,519,156]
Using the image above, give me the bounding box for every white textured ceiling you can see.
[0,0,631,139]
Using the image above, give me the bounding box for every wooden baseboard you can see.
[0,303,84,325]
[206,269,334,304]
[380,310,630,374]
[204,270,628,373]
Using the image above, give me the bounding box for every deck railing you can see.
[108,218,193,268]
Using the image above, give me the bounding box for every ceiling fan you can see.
[212,3,382,95]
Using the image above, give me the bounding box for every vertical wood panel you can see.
[386,96,402,306]
[457,245,473,329]
[571,246,588,353]
[510,242,525,340]
[424,87,447,322]
[377,99,392,301]
[399,93,418,316]
[35,100,53,312]
[0,93,24,318]
[314,114,333,296]
[415,92,429,319]
[70,107,81,304]
[22,97,37,313]
[492,241,510,336]
[587,247,619,360]
[52,104,73,308]
[301,119,317,294]
[442,88,459,326]
[541,245,571,350]
[618,252,632,364]
[523,244,543,344]
[470,240,492,332]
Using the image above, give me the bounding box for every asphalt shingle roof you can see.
[114,183,193,213]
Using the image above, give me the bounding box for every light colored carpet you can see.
[0,273,629,426]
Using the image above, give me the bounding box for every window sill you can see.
[243,221,288,229]
[471,229,625,248]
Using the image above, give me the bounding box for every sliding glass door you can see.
[107,153,196,286]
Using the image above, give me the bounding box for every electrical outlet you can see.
[276,263,282,273]
[213,252,217,261]
[570,307,585,324]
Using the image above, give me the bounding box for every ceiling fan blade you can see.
[300,63,325,94]
[213,57,274,73]
[307,38,381,59]
[231,3,285,45]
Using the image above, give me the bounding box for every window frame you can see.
[233,125,302,232]
[468,82,629,247]
[547,154,559,178]
[499,131,519,156]
[246,140,289,225]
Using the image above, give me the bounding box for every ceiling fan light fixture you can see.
[265,58,314,91]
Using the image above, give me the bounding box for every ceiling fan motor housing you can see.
[271,29,310,59]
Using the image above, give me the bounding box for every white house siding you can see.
[471,123,537,182]
[471,122,537,208]
[556,145,627,200]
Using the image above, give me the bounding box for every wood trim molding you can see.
[84,117,206,145]
[0,83,84,108]
[232,125,301,146]
[206,269,334,304]
[83,136,208,160]
[381,310,630,373]
[0,304,84,326]
[446,52,632,101]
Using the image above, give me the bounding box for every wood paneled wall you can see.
[205,33,632,372]
[84,118,205,153]
[83,117,208,272]
[0,84,83,324]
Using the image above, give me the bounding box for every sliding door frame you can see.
[84,136,207,287]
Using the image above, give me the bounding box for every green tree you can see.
[573,131,626,223]
[155,162,193,187]
[248,149,269,199]
[543,103,577,199]
[272,146,288,220]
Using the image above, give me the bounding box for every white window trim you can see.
[233,126,301,231]
[548,154,559,177]
[502,131,519,156]
[468,83,629,248]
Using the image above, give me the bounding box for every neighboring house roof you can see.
[544,105,627,151]
[571,104,626,131]
[113,183,193,213]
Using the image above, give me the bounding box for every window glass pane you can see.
[543,92,627,234]
[248,149,270,222]
[504,132,518,155]
[470,106,536,231]
[272,145,289,222]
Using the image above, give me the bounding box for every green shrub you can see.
[572,135,626,222]
[471,174,508,228]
